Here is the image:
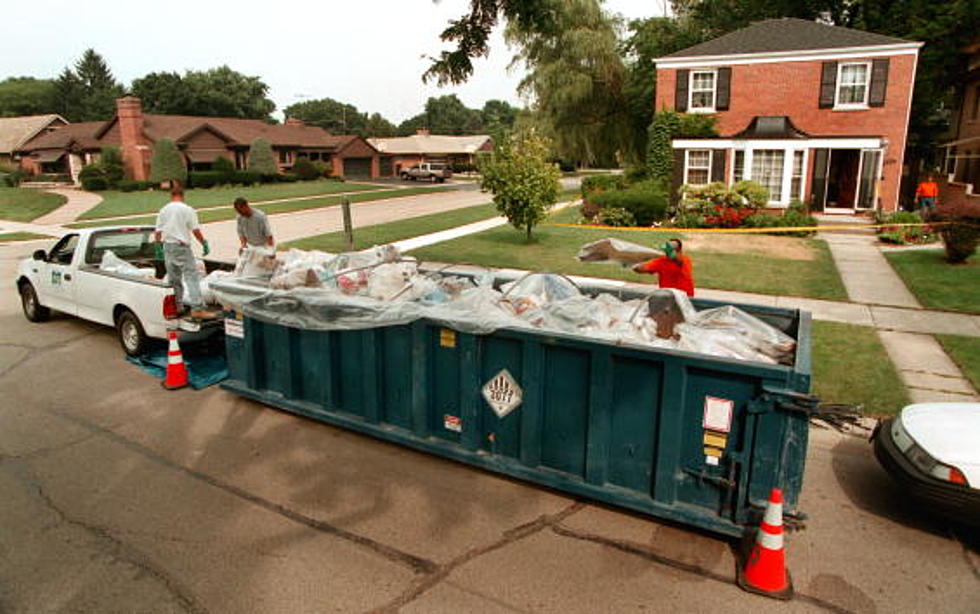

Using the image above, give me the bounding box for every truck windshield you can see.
[85,229,156,264]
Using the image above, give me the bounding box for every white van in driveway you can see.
[16,226,230,356]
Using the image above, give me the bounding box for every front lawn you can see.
[78,179,389,220]
[409,212,848,300]
[0,188,67,222]
[811,321,909,416]
[0,232,51,242]
[884,249,980,314]
[285,203,497,252]
[68,186,454,229]
[935,334,980,393]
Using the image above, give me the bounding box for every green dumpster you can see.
[220,280,814,538]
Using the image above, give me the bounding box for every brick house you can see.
[17,97,380,182]
[368,131,492,177]
[0,114,67,168]
[655,18,921,213]
[941,40,980,204]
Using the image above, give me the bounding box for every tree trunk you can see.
[526,223,532,242]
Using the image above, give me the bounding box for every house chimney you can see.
[116,96,149,181]
[416,128,430,137]
[285,117,306,127]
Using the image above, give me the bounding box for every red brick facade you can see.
[657,50,919,212]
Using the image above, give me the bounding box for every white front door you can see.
[855,149,883,210]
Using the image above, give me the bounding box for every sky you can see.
[1,0,669,123]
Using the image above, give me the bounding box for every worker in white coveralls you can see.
[154,182,211,318]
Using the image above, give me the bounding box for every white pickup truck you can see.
[16,226,231,356]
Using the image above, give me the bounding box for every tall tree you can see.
[132,66,275,120]
[397,96,484,135]
[283,98,367,134]
[247,138,277,175]
[365,112,398,137]
[0,77,57,117]
[481,99,518,135]
[150,139,186,184]
[508,0,632,166]
[55,49,124,121]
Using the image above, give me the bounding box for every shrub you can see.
[451,162,476,173]
[594,206,636,227]
[232,171,260,186]
[581,173,628,198]
[247,138,277,175]
[624,165,649,184]
[188,171,226,189]
[278,172,300,183]
[647,110,719,182]
[873,210,935,245]
[150,139,187,185]
[672,211,706,228]
[313,161,331,178]
[292,157,321,181]
[0,164,23,186]
[930,200,980,263]
[80,175,108,191]
[590,180,669,226]
[742,209,818,237]
[117,180,158,192]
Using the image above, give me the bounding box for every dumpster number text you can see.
[482,369,523,418]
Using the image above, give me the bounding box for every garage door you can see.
[344,157,372,178]
[379,156,394,177]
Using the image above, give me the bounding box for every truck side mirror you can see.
[32,250,47,261]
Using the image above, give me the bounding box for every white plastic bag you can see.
[99,250,155,278]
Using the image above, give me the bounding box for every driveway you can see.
[1,242,977,613]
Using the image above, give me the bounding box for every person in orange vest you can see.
[632,238,695,297]
[915,174,939,212]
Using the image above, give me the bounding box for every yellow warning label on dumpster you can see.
[440,329,456,348]
[703,432,728,449]
[704,445,724,458]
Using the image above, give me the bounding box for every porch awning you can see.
[733,116,810,139]
[184,149,232,163]
[32,149,65,163]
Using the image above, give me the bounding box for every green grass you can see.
[78,179,388,220]
[409,212,847,300]
[885,249,980,314]
[0,232,50,242]
[0,188,67,222]
[935,334,980,393]
[67,186,453,229]
[285,203,498,252]
[811,321,909,416]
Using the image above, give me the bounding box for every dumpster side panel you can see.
[540,345,591,479]
[607,356,662,493]
[380,327,413,429]
[478,336,523,459]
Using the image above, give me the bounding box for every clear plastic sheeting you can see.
[210,246,799,366]
[99,250,155,278]
[235,246,278,278]
[576,238,663,266]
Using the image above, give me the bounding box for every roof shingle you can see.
[0,114,67,153]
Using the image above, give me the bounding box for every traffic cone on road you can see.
[737,488,793,600]
[162,330,189,390]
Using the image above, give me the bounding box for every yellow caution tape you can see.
[542,221,956,234]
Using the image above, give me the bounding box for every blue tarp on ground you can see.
[126,346,228,389]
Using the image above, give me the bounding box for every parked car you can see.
[400,163,452,183]
[16,227,230,356]
[873,402,980,525]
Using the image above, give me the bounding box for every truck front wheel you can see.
[116,309,148,357]
[19,281,50,322]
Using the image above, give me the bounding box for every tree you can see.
[424,95,483,134]
[424,0,561,85]
[247,138,277,175]
[0,77,57,117]
[508,0,632,166]
[150,139,187,184]
[481,99,518,135]
[55,49,124,121]
[478,130,561,241]
[283,98,367,134]
[132,67,275,120]
[365,112,397,137]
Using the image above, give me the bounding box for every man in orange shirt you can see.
[915,174,939,212]
[632,238,695,297]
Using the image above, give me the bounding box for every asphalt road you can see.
[1,241,978,613]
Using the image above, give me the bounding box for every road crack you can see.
[368,501,585,613]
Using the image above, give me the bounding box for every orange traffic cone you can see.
[737,488,793,600]
[162,330,189,390]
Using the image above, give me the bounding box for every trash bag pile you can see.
[99,250,156,278]
[576,238,663,266]
[209,244,796,366]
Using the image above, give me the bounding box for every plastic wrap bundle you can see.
[200,270,233,305]
[99,250,156,278]
[689,305,797,365]
[576,238,663,265]
[235,246,278,278]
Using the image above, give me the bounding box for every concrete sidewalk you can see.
[32,188,103,225]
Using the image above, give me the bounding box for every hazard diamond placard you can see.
[482,369,523,418]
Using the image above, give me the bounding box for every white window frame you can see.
[684,149,712,185]
[834,61,871,110]
[688,69,718,113]
[739,147,807,207]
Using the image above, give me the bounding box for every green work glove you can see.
[663,241,676,260]
[202,240,211,257]
[154,242,164,261]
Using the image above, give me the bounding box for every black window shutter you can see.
[675,69,689,112]
[811,149,830,210]
[711,150,726,182]
[672,149,686,206]
[869,58,889,107]
[715,67,732,111]
[819,62,838,108]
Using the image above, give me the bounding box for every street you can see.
[1,241,978,614]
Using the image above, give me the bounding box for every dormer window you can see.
[835,62,870,108]
[689,70,717,112]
